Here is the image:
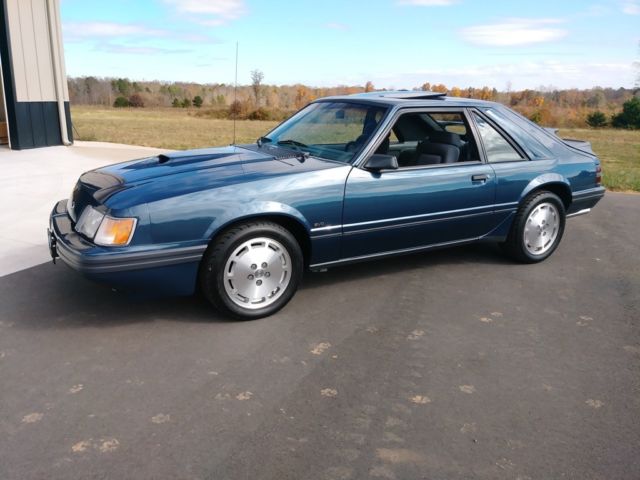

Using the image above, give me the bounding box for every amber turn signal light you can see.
[94,217,137,246]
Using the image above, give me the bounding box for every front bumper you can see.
[48,200,206,295]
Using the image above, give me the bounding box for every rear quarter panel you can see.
[492,148,599,207]
[485,103,601,207]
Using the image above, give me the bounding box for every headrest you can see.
[362,119,379,136]
[424,131,462,148]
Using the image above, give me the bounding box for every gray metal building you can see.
[0,0,72,150]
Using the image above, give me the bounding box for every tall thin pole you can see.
[232,42,238,145]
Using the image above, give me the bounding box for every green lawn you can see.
[71,106,640,192]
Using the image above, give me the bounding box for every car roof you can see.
[315,91,497,109]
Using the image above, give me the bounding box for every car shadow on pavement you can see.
[1,242,510,330]
[0,261,220,329]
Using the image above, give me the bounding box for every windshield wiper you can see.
[257,136,272,147]
[277,139,309,150]
[276,139,310,162]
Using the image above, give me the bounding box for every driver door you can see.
[341,108,499,259]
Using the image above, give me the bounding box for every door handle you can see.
[472,174,488,182]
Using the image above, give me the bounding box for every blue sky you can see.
[60,0,640,90]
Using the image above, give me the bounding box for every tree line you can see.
[67,74,640,128]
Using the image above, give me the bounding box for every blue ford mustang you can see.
[48,91,605,319]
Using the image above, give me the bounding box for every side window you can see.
[473,113,525,163]
[428,113,468,136]
[381,111,481,168]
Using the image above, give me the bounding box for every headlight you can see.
[75,206,105,239]
[75,206,137,246]
[94,216,137,246]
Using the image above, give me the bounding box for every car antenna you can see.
[232,41,238,146]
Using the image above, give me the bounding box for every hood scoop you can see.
[155,151,232,165]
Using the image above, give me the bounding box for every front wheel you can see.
[199,221,303,320]
[501,191,566,263]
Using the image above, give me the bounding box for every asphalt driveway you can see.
[0,192,638,480]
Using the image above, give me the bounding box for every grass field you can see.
[71,106,640,192]
[71,106,279,150]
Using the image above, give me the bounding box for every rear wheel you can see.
[200,221,303,320]
[501,191,566,263]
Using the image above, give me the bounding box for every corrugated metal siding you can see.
[5,0,65,102]
[0,68,6,120]
[52,0,68,99]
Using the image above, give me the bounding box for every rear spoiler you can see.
[544,127,595,155]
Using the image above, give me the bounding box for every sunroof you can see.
[351,90,447,100]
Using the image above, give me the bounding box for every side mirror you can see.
[364,154,398,171]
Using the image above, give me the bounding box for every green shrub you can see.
[193,95,203,108]
[113,96,130,108]
[586,111,607,128]
[611,97,640,129]
[172,98,180,108]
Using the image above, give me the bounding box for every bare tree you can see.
[634,42,639,91]
[251,69,264,106]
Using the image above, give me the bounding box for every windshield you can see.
[262,102,388,163]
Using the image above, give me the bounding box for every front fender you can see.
[519,173,570,202]
[203,201,312,239]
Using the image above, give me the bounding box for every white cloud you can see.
[63,22,168,39]
[397,0,456,5]
[63,21,219,46]
[461,18,567,46]
[325,22,349,31]
[98,43,190,55]
[371,61,634,89]
[162,0,247,25]
[622,0,640,14]
[580,4,611,17]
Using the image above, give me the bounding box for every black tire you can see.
[199,221,303,320]
[501,191,566,263]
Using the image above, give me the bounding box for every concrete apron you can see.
[0,141,168,277]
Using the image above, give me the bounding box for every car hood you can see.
[71,145,345,212]
[99,145,309,183]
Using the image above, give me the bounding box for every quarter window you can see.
[473,113,524,163]
[481,107,552,159]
